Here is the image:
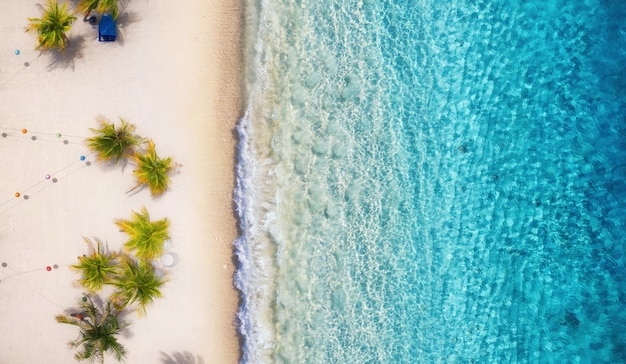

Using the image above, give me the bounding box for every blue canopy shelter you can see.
[98,15,116,42]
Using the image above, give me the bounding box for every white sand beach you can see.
[0,0,242,362]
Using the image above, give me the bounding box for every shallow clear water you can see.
[235,0,626,362]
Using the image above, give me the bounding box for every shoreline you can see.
[0,1,243,362]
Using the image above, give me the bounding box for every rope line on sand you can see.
[0,262,70,310]
[0,54,40,89]
[0,127,87,145]
[0,153,95,215]
[0,127,96,215]
[0,124,92,310]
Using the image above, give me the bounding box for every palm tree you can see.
[110,254,165,314]
[86,117,143,164]
[56,295,129,363]
[77,0,120,20]
[130,139,176,196]
[71,238,119,293]
[115,207,170,261]
[26,0,77,51]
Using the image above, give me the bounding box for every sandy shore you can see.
[0,0,242,362]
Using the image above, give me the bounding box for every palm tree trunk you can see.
[82,6,95,22]
[63,33,70,48]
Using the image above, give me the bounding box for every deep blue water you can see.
[235,0,626,362]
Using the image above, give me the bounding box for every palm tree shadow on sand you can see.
[114,11,141,45]
[87,10,142,46]
[160,351,205,364]
[47,35,85,71]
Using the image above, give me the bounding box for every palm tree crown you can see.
[87,117,143,164]
[71,238,119,292]
[77,0,120,19]
[110,254,165,314]
[55,295,128,363]
[26,0,77,51]
[131,139,175,196]
[115,207,170,261]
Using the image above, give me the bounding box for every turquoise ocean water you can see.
[234,0,626,362]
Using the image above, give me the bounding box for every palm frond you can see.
[103,335,127,361]
[74,341,100,362]
[77,0,119,19]
[55,314,84,327]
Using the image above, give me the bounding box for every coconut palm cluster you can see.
[72,208,171,313]
[57,118,177,363]
[58,207,171,362]
[86,116,178,196]
[26,0,121,52]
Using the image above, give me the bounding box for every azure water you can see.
[235,0,626,362]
